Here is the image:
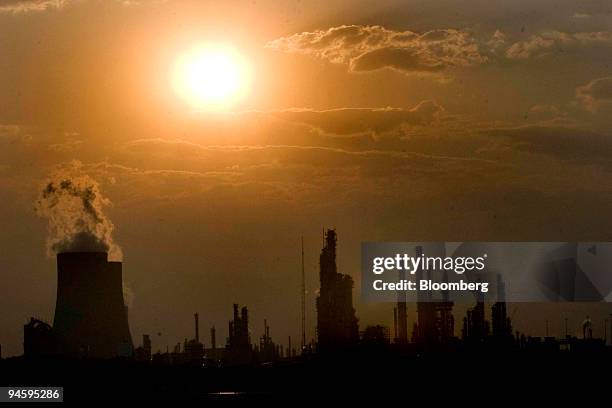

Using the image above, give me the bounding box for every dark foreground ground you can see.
[1,349,610,403]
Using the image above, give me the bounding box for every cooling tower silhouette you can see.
[53,252,134,358]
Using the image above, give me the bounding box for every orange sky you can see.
[1,0,612,356]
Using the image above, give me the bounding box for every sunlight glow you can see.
[172,44,252,111]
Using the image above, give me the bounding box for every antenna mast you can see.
[301,235,306,350]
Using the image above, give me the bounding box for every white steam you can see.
[35,165,122,260]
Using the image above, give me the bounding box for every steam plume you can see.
[35,165,122,260]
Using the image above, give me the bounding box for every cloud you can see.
[0,0,69,13]
[121,137,485,164]
[96,131,612,216]
[0,0,145,13]
[529,104,561,117]
[48,139,83,152]
[270,100,444,136]
[349,47,445,74]
[0,124,27,141]
[576,77,612,112]
[266,25,487,77]
[482,125,612,165]
[525,105,575,126]
[116,137,497,195]
[486,30,507,54]
[506,31,612,59]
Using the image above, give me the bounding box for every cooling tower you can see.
[53,252,134,359]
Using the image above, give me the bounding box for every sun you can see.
[172,44,252,111]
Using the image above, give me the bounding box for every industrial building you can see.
[183,313,205,365]
[394,268,409,345]
[491,275,513,346]
[225,303,252,365]
[411,246,456,346]
[258,319,279,363]
[18,240,611,368]
[316,229,359,352]
[24,252,134,359]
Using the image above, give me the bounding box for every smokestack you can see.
[288,336,291,358]
[393,307,398,340]
[194,313,199,342]
[53,252,133,358]
[211,326,216,350]
[264,319,268,339]
[301,235,306,350]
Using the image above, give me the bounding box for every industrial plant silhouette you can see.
[24,252,133,359]
[3,229,611,400]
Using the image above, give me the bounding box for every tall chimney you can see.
[194,313,199,342]
[211,326,216,350]
[393,307,398,340]
[264,319,268,339]
[53,252,133,358]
